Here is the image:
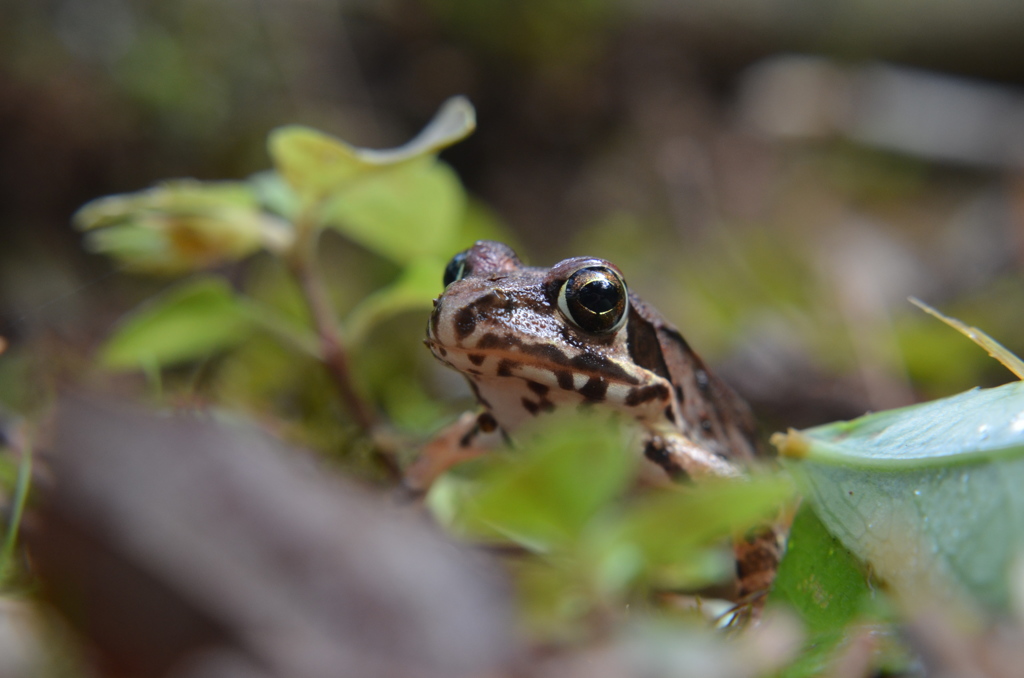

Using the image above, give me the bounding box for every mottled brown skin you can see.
[423,240,781,608]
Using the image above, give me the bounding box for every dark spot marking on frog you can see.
[476,333,512,350]
[625,383,670,407]
[644,438,687,481]
[497,359,518,377]
[578,377,608,402]
[521,397,541,415]
[563,323,616,349]
[513,337,642,384]
[527,380,549,396]
[468,353,485,366]
[675,384,685,404]
[475,289,516,314]
[521,341,571,366]
[567,352,640,384]
[660,326,692,352]
[471,334,642,385]
[555,370,574,391]
[664,405,676,423]
[466,380,492,410]
[627,307,672,381]
[437,346,447,358]
[477,411,498,433]
[454,307,477,340]
[459,411,500,448]
[453,292,519,341]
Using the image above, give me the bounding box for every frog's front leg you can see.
[403,411,503,493]
[643,432,743,480]
[643,430,782,614]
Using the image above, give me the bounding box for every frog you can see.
[417,240,781,603]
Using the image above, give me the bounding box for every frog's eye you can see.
[558,266,629,333]
[443,251,471,287]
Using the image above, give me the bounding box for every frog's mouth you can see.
[427,333,671,422]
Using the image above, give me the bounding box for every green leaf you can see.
[909,297,1024,380]
[769,506,881,678]
[450,413,635,549]
[770,504,873,633]
[322,158,465,264]
[74,180,259,231]
[101,278,254,370]
[249,170,301,221]
[776,381,1024,611]
[74,180,288,273]
[268,96,475,201]
[0,432,31,583]
[617,476,793,570]
[344,258,442,345]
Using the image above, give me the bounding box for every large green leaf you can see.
[322,158,465,264]
[101,278,254,370]
[776,381,1024,611]
[268,96,475,201]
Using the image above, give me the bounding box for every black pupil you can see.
[577,278,617,314]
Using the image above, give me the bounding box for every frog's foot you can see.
[735,524,783,601]
[402,411,502,494]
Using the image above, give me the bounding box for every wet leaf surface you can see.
[777,381,1024,611]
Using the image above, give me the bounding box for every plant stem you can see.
[288,218,377,435]
[0,425,32,583]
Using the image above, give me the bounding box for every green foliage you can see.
[0,433,31,586]
[771,506,873,635]
[768,506,879,677]
[448,414,636,548]
[75,180,289,273]
[100,278,254,370]
[268,96,474,205]
[323,158,466,265]
[75,97,486,442]
[431,413,793,637]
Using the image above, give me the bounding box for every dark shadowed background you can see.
[4,0,1024,431]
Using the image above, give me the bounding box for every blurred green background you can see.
[3,0,1024,440]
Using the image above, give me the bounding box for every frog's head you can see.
[426,241,672,432]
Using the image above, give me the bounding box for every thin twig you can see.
[290,248,377,434]
[286,212,407,481]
